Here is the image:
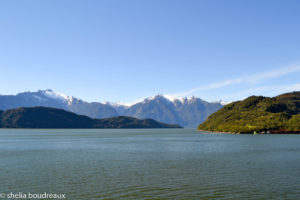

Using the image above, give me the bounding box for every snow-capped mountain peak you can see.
[145,94,166,101]
[105,101,129,108]
[212,100,231,106]
[41,89,74,106]
[0,89,226,128]
[163,95,199,104]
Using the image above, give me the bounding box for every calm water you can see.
[0,129,300,200]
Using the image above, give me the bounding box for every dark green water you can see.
[0,129,300,200]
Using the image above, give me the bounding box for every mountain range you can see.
[0,89,224,127]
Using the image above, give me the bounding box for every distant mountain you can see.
[119,95,183,126]
[198,91,300,133]
[0,89,118,118]
[173,96,224,127]
[118,95,223,127]
[0,90,223,127]
[0,107,182,128]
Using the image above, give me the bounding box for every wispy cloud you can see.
[169,64,300,98]
[172,78,242,97]
[222,83,300,100]
[248,65,300,84]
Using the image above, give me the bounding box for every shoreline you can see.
[198,129,300,134]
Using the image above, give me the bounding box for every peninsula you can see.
[198,91,300,134]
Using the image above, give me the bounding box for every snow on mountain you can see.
[116,94,223,127]
[32,95,46,101]
[42,89,74,106]
[212,100,231,106]
[220,100,231,105]
[105,101,129,108]
[0,89,225,127]
[162,95,201,104]
[173,96,199,104]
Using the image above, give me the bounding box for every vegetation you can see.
[0,107,182,128]
[198,92,300,133]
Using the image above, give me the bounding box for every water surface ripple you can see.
[0,129,299,199]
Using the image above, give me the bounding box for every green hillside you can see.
[198,92,300,133]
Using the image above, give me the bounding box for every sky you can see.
[0,0,300,104]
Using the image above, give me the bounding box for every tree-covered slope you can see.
[0,107,182,129]
[198,92,300,133]
[95,116,182,128]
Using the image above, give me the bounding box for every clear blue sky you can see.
[1,0,300,103]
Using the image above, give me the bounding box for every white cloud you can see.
[169,64,300,98]
[248,65,300,84]
[170,78,242,97]
[222,83,300,101]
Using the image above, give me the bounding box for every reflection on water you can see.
[0,129,300,199]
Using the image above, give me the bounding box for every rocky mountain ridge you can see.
[0,90,224,127]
